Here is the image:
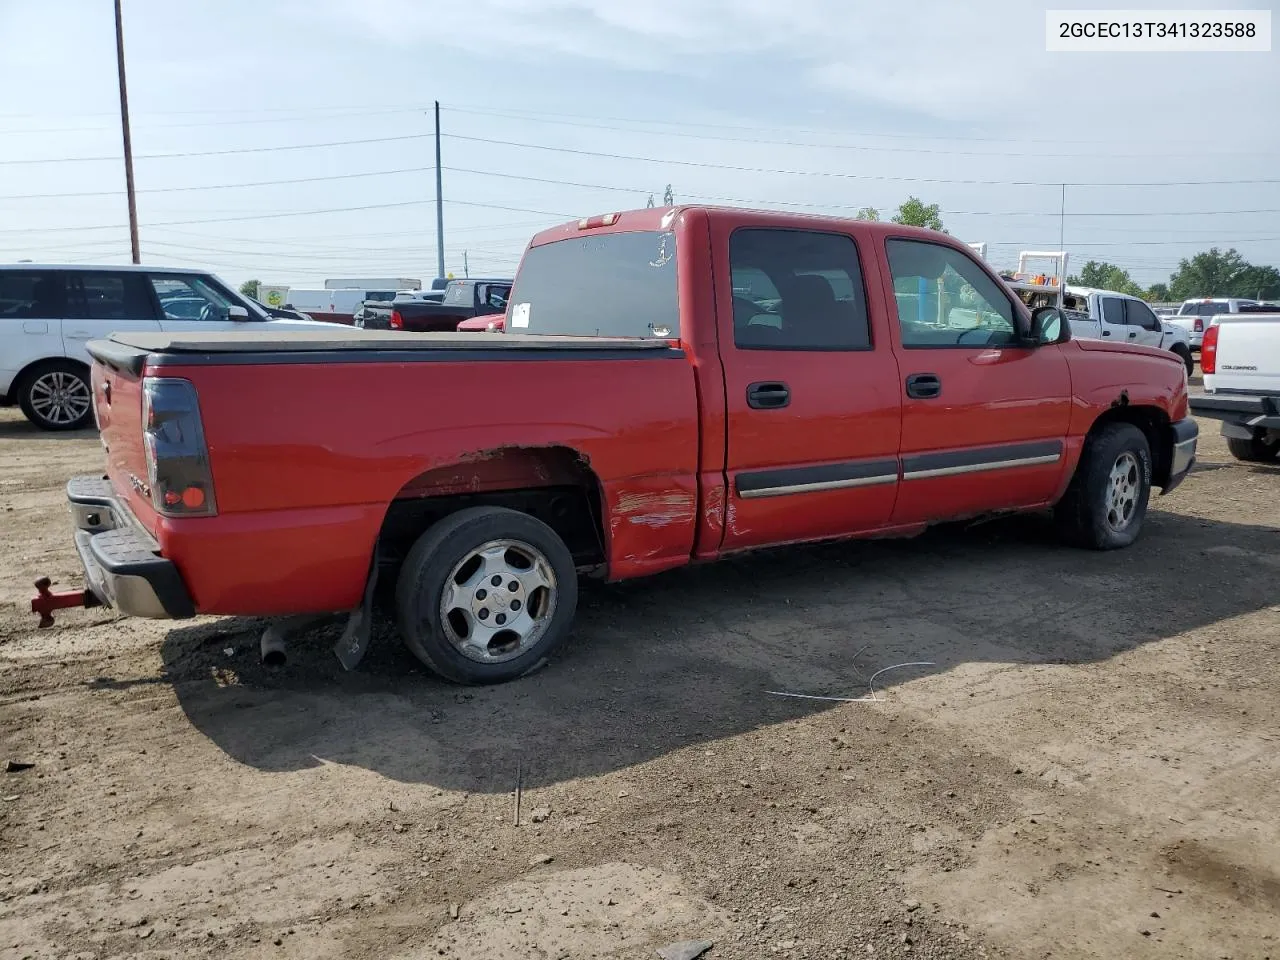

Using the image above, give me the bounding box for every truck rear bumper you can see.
[67,476,195,619]
[1163,417,1198,495]
[1189,393,1280,433]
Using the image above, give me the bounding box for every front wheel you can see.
[17,361,93,431]
[1226,434,1280,463]
[395,506,578,684]
[1055,422,1152,550]
[1172,345,1194,377]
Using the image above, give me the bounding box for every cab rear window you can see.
[508,231,678,338]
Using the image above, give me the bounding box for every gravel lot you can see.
[1,398,1278,960]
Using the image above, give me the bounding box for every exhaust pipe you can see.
[260,624,288,667]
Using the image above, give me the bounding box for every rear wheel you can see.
[395,506,578,684]
[1056,422,1152,550]
[17,360,93,431]
[1226,434,1280,463]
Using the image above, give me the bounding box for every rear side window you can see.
[1101,297,1125,326]
[68,272,157,320]
[508,231,678,338]
[0,271,64,319]
[730,229,870,350]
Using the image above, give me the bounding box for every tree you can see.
[1234,264,1280,300]
[238,279,260,299]
[854,206,880,221]
[1145,282,1170,302]
[1066,260,1143,297]
[891,196,945,233]
[1168,247,1251,300]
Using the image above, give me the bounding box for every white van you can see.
[0,264,329,431]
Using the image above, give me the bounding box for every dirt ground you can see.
[1,395,1278,960]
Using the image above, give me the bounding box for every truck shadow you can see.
[160,508,1280,792]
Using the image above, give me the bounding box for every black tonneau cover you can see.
[87,329,681,376]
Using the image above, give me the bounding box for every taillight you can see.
[1201,324,1219,375]
[141,377,217,518]
[390,309,403,330]
[1193,317,1204,332]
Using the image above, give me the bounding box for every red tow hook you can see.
[30,578,101,628]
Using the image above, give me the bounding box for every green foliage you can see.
[854,206,880,221]
[891,196,945,233]
[1145,282,1170,302]
[238,279,260,299]
[1167,247,1280,300]
[1066,261,1143,297]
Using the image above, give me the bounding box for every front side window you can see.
[483,284,511,311]
[508,230,678,338]
[1125,299,1160,330]
[149,274,237,322]
[885,240,1016,348]
[730,229,870,350]
[0,271,64,320]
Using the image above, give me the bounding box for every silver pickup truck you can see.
[1189,311,1280,462]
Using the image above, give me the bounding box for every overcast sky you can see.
[1,0,1277,289]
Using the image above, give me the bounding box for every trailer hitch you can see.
[31,578,101,628]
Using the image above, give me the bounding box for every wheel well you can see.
[377,446,607,575]
[12,356,89,395]
[1086,405,1173,487]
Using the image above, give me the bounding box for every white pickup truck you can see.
[1062,286,1196,376]
[1188,312,1280,462]
[1166,297,1258,350]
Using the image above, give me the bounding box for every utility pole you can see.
[463,250,469,278]
[1058,183,1066,251]
[434,101,445,282]
[114,0,140,263]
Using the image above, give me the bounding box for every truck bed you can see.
[89,329,679,374]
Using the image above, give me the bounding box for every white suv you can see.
[1,264,328,431]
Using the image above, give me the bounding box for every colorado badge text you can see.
[1046,9,1271,51]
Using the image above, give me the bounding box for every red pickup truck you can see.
[54,207,1197,684]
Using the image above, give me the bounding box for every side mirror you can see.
[1029,306,1067,345]
[227,305,250,321]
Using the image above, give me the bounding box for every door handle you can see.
[747,381,790,410]
[905,373,941,400]
[1101,329,1111,337]
[1128,331,1137,338]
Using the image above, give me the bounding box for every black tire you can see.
[395,506,578,684]
[1226,434,1280,463]
[16,360,93,431]
[1055,422,1152,550]
[1172,345,1194,378]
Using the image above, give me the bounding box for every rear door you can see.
[881,238,1072,525]
[62,270,162,361]
[716,224,903,552]
[0,270,67,400]
[1098,295,1131,343]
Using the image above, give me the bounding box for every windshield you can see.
[507,230,678,338]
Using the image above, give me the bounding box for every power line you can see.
[0,198,573,235]
[440,134,1280,188]
[0,166,435,200]
[442,105,1276,161]
[0,133,431,166]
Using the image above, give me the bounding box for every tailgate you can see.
[90,357,159,537]
[1211,316,1280,394]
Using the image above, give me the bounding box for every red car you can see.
[52,206,1196,684]
[456,313,504,332]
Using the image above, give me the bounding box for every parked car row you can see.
[0,264,332,430]
[47,206,1198,687]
